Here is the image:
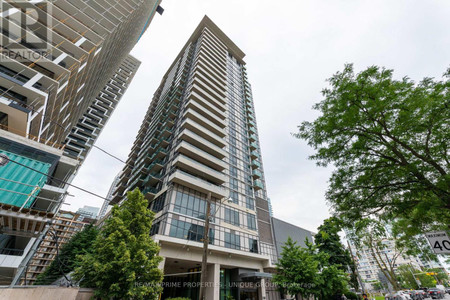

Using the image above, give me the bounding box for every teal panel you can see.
[0,150,51,208]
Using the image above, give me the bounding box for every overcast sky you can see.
[67,0,450,233]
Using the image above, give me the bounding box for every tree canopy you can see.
[314,217,359,290]
[273,237,320,299]
[295,64,450,233]
[73,189,163,299]
[273,236,349,299]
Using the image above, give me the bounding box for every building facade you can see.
[64,55,141,161]
[271,217,314,256]
[20,210,87,285]
[0,0,161,284]
[75,205,99,222]
[111,16,277,300]
[346,232,447,292]
[98,171,122,220]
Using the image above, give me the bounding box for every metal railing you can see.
[0,248,25,256]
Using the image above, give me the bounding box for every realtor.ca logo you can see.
[1,1,54,62]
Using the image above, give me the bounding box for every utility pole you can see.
[199,192,212,300]
[409,263,421,288]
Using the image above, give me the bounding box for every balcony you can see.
[249,142,258,150]
[251,160,261,169]
[147,160,164,173]
[144,172,163,186]
[175,140,226,171]
[194,55,226,84]
[249,134,257,142]
[128,175,145,191]
[252,170,262,179]
[180,118,226,148]
[253,180,264,191]
[193,70,226,100]
[178,128,226,159]
[190,81,226,110]
[183,108,226,138]
[250,151,259,160]
[172,154,227,185]
[142,186,159,200]
[168,169,227,199]
[185,98,225,128]
[193,59,227,87]
[188,91,226,120]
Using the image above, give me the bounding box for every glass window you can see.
[230,191,239,204]
[151,192,166,213]
[224,208,239,226]
[229,178,238,190]
[249,238,258,253]
[247,213,256,230]
[173,190,212,220]
[246,197,254,210]
[169,219,214,244]
[150,222,160,236]
[225,232,240,250]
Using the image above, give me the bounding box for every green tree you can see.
[34,224,99,285]
[315,217,359,290]
[316,253,349,299]
[73,189,163,299]
[295,64,450,235]
[371,281,385,292]
[427,268,449,286]
[417,273,437,288]
[273,237,349,299]
[273,237,320,299]
[396,265,419,289]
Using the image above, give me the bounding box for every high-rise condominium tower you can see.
[111,16,277,300]
[0,0,161,284]
[64,55,141,162]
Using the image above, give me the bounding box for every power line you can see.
[92,145,131,167]
[6,158,108,201]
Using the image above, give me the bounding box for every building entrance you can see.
[240,289,258,300]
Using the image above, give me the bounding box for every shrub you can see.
[344,291,362,300]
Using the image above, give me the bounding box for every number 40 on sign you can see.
[425,231,450,254]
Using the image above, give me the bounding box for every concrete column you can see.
[259,274,267,300]
[205,263,220,300]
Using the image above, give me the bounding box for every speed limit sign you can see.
[425,231,450,254]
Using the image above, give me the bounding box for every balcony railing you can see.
[176,140,226,168]
[175,154,226,178]
[253,180,264,191]
[0,248,25,256]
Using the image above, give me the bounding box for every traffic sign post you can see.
[425,231,450,254]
